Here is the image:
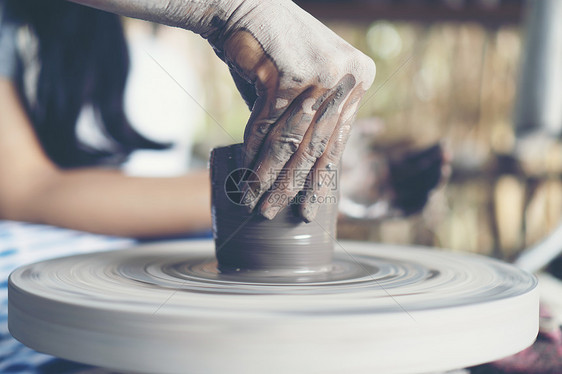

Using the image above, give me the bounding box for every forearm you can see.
[67,0,244,41]
[0,79,210,237]
[67,0,322,53]
[16,169,211,238]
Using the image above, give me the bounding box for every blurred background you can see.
[124,0,562,261]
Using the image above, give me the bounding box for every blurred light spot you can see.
[490,121,515,154]
[367,22,402,60]
[414,68,434,101]
[496,29,521,60]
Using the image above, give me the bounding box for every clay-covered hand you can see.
[69,0,375,221]
[206,0,376,222]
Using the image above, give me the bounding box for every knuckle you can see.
[326,143,344,161]
[348,52,376,87]
[304,137,329,159]
[326,133,351,161]
[298,149,318,168]
[272,134,303,156]
[254,120,275,136]
[279,75,309,92]
[364,57,377,86]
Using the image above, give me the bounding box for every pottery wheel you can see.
[8,240,538,374]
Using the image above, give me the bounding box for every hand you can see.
[212,0,376,222]
[340,141,449,220]
[67,0,374,222]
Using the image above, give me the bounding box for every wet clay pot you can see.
[210,143,338,275]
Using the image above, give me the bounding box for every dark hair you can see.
[6,0,168,168]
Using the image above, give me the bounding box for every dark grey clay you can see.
[210,144,337,275]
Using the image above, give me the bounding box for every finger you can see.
[242,91,291,169]
[259,75,358,220]
[299,84,366,222]
[241,86,330,209]
[224,30,291,168]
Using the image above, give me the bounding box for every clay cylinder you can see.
[210,144,337,275]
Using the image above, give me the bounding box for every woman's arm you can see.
[0,79,211,237]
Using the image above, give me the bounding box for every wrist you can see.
[172,0,247,41]
[198,0,261,50]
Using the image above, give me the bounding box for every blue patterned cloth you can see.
[0,220,135,373]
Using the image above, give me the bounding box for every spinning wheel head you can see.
[8,241,539,374]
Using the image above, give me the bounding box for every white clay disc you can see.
[8,240,538,374]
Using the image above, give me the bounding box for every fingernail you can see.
[262,205,281,220]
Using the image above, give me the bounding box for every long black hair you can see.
[6,0,168,168]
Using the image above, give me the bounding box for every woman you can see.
[0,0,212,237]
[0,2,216,371]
